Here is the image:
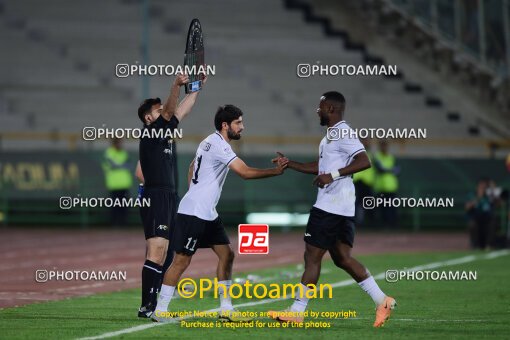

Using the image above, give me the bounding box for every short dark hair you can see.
[137,98,161,124]
[214,105,243,131]
[321,91,346,105]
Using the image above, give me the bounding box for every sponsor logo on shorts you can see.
[238,224,269,254]
[158,225,168,231]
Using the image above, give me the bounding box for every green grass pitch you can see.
[1,251,509,339]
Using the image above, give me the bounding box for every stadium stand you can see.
[1,0,508,156]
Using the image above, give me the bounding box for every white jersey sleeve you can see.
[336,130,365,164]
[215,142,237,166]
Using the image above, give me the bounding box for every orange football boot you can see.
[373,296,397,327]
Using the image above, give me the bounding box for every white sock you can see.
[290,283,310,312]
[155,284,175,312]
[358,276,386,305]
[218,280,233,310]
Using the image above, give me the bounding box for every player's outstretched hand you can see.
[279,157,289,169]
[272,152,288,174]
[275,160,288,174]
[174,73,189,87]
[312,173,333,188]
[271,152,289,165]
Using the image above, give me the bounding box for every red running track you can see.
[0,228,469,309]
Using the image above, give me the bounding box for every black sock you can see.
[151,250,175,307]
[141,260,162,309]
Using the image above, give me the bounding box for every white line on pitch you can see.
[77,250,509,340]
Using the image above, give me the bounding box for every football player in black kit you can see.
[136,73,204,317]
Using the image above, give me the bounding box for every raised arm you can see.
[135,160,144,183]
[161,74,189,121]
[272,152,318,175]
[175,91,198,122]
[175,75,206,122]
[229,157,286,180]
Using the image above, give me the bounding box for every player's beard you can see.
[227,127,241,140]
[319,114,329,126]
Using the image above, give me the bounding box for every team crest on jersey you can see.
[201,142,211,151]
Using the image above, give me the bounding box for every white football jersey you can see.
[178,132,237,220]
[313,121,365,216]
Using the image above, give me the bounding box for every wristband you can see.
[331,170,341,179]
[137,183,144,199]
